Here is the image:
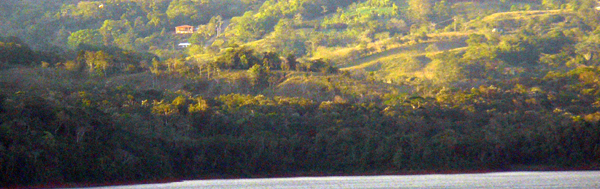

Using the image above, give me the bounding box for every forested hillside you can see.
[2,0,600,187]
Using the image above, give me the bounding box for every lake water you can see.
[80,171,600,189]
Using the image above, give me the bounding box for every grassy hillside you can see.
[336,9,582,84]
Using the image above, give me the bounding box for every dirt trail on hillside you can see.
[342,39,467,70]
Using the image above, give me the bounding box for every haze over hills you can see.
[1,0,600,187]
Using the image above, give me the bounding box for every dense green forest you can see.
[2,0,600,187]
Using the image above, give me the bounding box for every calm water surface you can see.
[80,171,600,189]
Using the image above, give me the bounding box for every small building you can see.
[175,25,194,34]
[177,42,191,49]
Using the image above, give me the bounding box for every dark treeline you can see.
[1,61,600,186]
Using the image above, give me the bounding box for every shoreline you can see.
[12,164,599,189]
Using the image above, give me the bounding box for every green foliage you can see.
[496,33,540,66]
[64,1,105,20]
[0,36,40,66]
[539,29,572,54]
[6,0,600,187]
[2,62,600,187]
[262,51,281,70]
[166,0,204,22]
[84,50,111,76]
[68,29,103,49]
[426,53,463,84]
[98,19,136,49]
[433,0,451,21]
[463,34,497,62]
[165,57,189,75]
[215,46,261,69]
[152,99,178,116]
[542,0,563,9]
[248,64,270,91]
[229,11,261,42]
[188,96,209,113]
[407,0,432,23]
[281,54,298,71]
[575,33,600,66]
[297,58,337,73]
[76,44,156,74]
[269,18,308,55]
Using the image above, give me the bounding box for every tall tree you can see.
[67,29,102,49]
[281,54,297,71]
[84,51,111,76]
[408,0,432,23]
[248,64,270,91]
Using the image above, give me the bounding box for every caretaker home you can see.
[175,25,194,34]
[177,42,191,49]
